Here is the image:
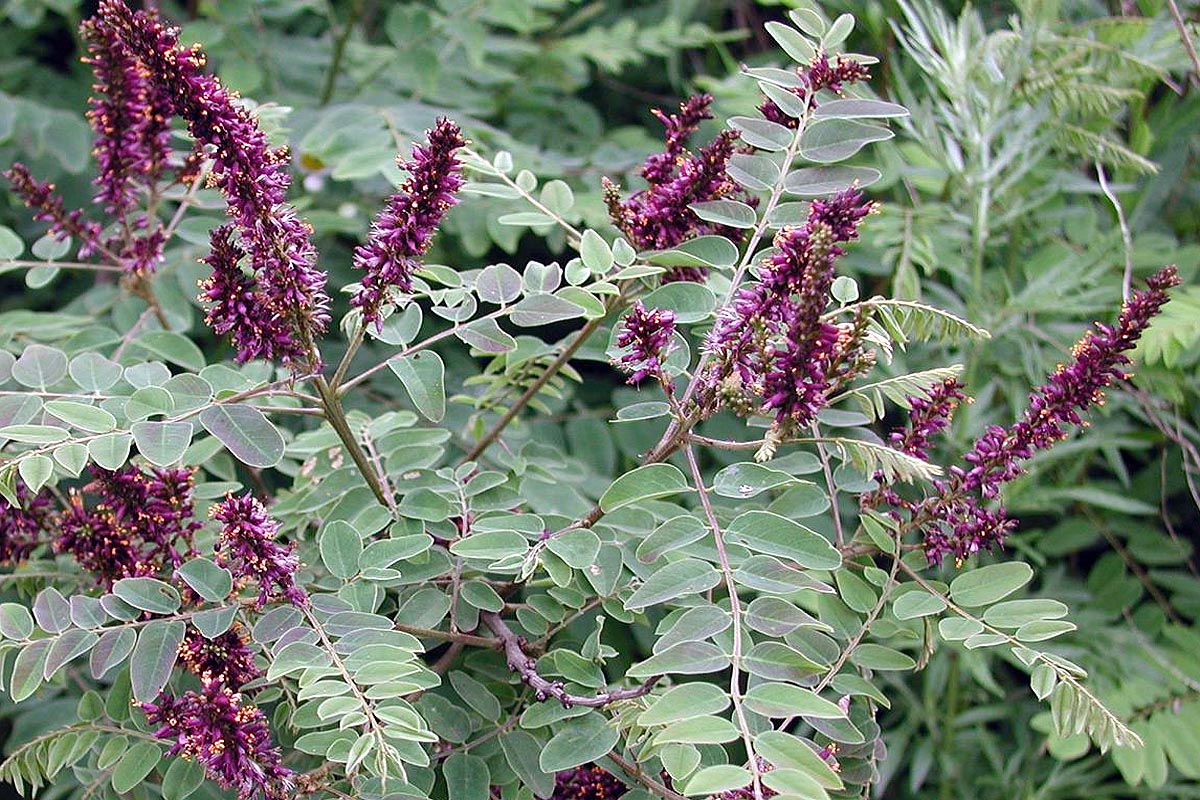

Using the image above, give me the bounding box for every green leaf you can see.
[509,294,587,327]
[450,531,528,563]
[764,20,817,63]
[784,166,882,197]
[44,400,116,433]
[458,318,517,353]
[640,282,717,324]
[644,236,738,270]
[11,640,49,701]
[636,515,708,564]
[627,641,730,678]
[813,99,908,119]
[892,590,947,620]
[132,332,205,371]
[579,230,614,273]
[599,464,689,512]
[1017,619,1077,642]
[949,562,1034,607]
[90,628,136,679]
[683,766,751,796]
[320,520,363,579]
[625,558,721,610]
[44,629,99,678]
[18,454,53,493]
[546,528,601,569]
[12,344,68,389]
[690,199,757,229]
[849,644,916,671]
[501,731,555,799]
[389,352,446,422]
[982,599,1069,628]
[176,557,233,602]
[713,463,800,498]
[112,577,182,614]
[728,116,794,151]
[445,753,490,800]
[199,405,285,468]
[89,432,133,470]
[654,716,740,744]
[743,683,846,719]
[162,757,206,800]
[449,670,502,722]
[111,742,162,794]
[0,603,34,639]
[726,511,840,569]
[638,683,731,725]
[800,119,894,163]
[539,712,620,772]
[0,424,69,444]
[755,730,844,790]
[0,225,23,259]
[132,421,194,466]
[69,352,123,392]
[130,620,185,702]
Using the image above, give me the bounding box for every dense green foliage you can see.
[0,2,1197,800]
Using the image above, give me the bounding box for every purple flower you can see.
[99,1,328,366]
[919,266,1181,565]
[890,377,969,460]
[759,52,871,127]
[199,225,298,363]
[3,164,105,259]
[551,764,627,800]
[81,15,172,219]
[211,494,306,608]
[177,624,261,689]
[641,94,714,186]
[702,188,876,428]
[55,465,200,587]
[351,117,466,327]
[142,679,292,800]
[615,301,677,386]
[0,484,51,565]
[611,129,741,253]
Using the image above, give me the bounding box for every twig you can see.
[1166,0,1200,87]
[606,751,688,800]
[1095,160,1134,301]
[481,612,661,707]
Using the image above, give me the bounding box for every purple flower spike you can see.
[351,117,466,327]
[100,1,328,365]
[615,301,677,386]
[0,485,51,565]
[199,225,297,363]
[641,94,714,186]
[920,266,1181,565]
[211,494,307,608]
[81,16,172,219]
[178,624,261,689]
[3,164,105,259]
[890,377,969,460]
[142,679,292,800]
[759,51,871,126]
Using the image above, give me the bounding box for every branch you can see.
[481,612,661,707]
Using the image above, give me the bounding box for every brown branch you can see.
[481,611,661,707]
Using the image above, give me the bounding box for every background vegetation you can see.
[0,1,1197,799]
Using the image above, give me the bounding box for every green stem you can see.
[313,374,391,508]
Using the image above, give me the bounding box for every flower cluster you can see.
[614,301,677,386]
[916,266,1181,564]
[890,377,969,460]
[55,465,200,587]
[0,485,51,565]
[3,164,104,259]
[605,94,743,282]
[702,188,876,434]
[211,494,307,607]
[759,51,871,126]
[352,117,466,327]
[177,624,262,690]
[550,764,628,800]
[142,678,292,800]
[100,0,329,365]
[81,15,172,219]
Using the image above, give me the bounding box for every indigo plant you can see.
[0,4,1188,800]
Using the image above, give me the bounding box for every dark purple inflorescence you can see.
[759,51,871,126]
[702,188,876,432]
[605,94,744,283]
[142,678,292,800]
[351,117,466,327]
[551,764,628,800]
[54,465,200,587]
[177,624,262,690]
[100,0,329,365]
[917,266,1181,564]
[0,485,52,565]
[211,494,307,608]
[614,301,677,386]
[3,164,105,259]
